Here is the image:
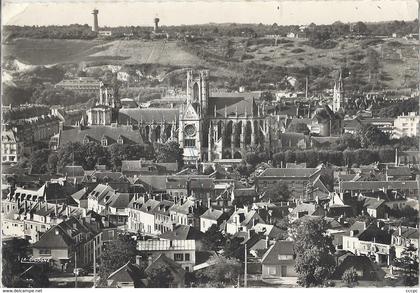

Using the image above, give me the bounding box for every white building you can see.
[393,112,420,138]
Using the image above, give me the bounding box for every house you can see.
[82,171,131,192]
[261,240,297,279]
[169,198,203,229]
[107,261,147,288]
[225,206,265,235]
[142,254,186,287]
[139,199,160,235]
[342,221,392,265]
[153,200,175,234]
[288,203,325,222]
[332,252,385,281]
[339,180,419,197]
[362,197,386,218]
[160,224,204,250]
[32,217,98,271]
[256,165,332,200]
[393,112,420,138]
[200,207,226,233]
[391,226,419,258]
[137,239,196,272]
[386,166,413,181]
[1,128,24,163]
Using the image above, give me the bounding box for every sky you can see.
[2,0,418,27]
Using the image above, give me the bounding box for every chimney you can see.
[265,235,269,249]
[207,197,211,208]
[148,256,153,267]
[398,226,402,236]
[244,205,249,214]
[136,255,141,265]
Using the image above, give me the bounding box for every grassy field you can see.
[3,38,204,67]
[3,37,417,90]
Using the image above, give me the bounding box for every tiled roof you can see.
[137,239,196,251]
[107,261,146,287]
[59,165,85,177]
[144,253,185,275]
[261,240,295,265]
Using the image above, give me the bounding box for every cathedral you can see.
[178,70,273,164]
[82,70,275,165]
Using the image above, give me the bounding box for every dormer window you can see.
[83,136,90,144]
[101,137,108,146]
[117,136,124,144]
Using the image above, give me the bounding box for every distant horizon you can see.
[4,18,419,28]
[3,1,418,27]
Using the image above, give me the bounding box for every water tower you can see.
[92,9,99,32]
[154,17,160,32]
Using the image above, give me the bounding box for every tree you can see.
[295,217,336,287]
[2,238,31,287]
[30,149,51,174]
[223,237,244,261]
[194,255,242,287]
[147,265,175,288]
[355,124,390,148]
[155,141,183,166]
[99,234,137,282]
[266,182,291,202]
[342,267,358,286]
[392,244,418,286]
[203,165,215,175]
[202,224,225,251]
[47,152,58,174]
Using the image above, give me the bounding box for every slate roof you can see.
[139,199,160,214]
[189,178,214,190]
[118,108,179,124]
[258,167,319,178]
[32,225,75,249]
[58,125,144,146]
[207,94,259,118]
[159,225,203,241]
[363,197,386,210]
[393,226,419,239]
[166,177,188,189]
[340,180,418,191]
[153,200,174,215]
[261,240,295,265]
[107,261,146,287]
[386,166,412,177]
[200,208,224,221]
[144,253,185,276]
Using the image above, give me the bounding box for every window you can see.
[39,248,51,255]
[174,253,184,261]
[101,138,108,146]
[184,139,196,147]
[117,137,124,144]
[185,253,190,261]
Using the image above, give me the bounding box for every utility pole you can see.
[93,239,96,288]
[75,250,78,288]
[244,243,247,287]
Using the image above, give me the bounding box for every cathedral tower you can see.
[332,71,345,113]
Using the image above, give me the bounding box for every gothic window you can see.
[184,139,196,147]
[193,82,199,101]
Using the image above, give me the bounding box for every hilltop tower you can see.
[154,17,160,32]
[92,9,99,32]
[332,70,345,113]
